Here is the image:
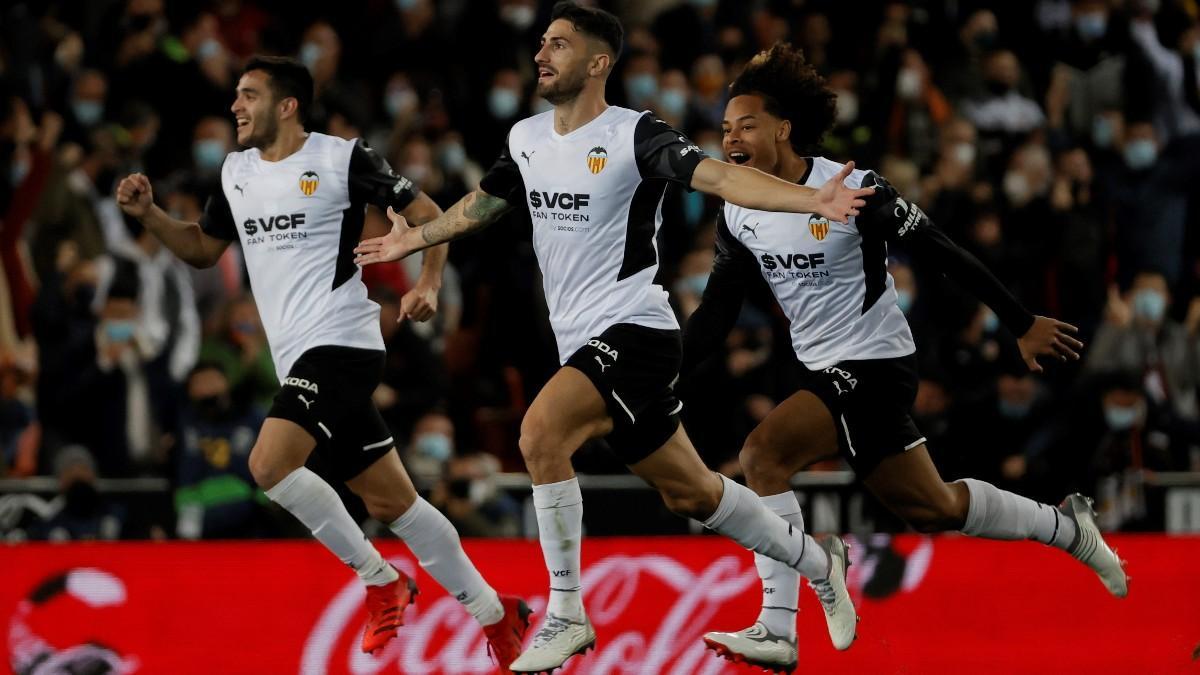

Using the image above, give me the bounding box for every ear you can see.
[591,52,611,77]
[776,118,791,144]
[278,97,298,120]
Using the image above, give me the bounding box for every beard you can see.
[536,66,588,105]
[242,112,280,150]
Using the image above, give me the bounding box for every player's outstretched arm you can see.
[353,189,512,266]
[115,173,229,268]
[689,158,873,223]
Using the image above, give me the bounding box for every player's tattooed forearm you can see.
[422,190,511,245]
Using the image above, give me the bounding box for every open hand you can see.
[1018,315,1083,373]
[815,161,874,223]
[115,173,154,219]
[354,206,418,266]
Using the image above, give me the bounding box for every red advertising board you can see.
[2,535,1197,674]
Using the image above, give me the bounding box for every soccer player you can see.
[352,3,873,671]
[114,56,530,668]
[683,43,1129,672]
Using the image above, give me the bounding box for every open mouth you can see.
[728,150,750,165]
[236,117,250,130]
[537,67,556,82]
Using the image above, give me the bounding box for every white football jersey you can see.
[200,132,419,379]
[720,157,916,370]
[479,106,707,363]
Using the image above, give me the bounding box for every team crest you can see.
[586,147,607,174]
[808,215,829,241]
[299,171,319,196]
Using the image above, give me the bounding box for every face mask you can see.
[72,99,104,127]
[1003,171,1030,207]
[395,0,420,11]
[896,289,914,314]
[1092,116,1114,148]
[401,163,429,183]
[194,394,231,420]
[982,309,999,333]
[952,142,976,166]
[985,79,1012,96]
[1075,12,1107,41]
[658,89,687,117]
[500,5,536,30]
[488,87,520,119]
[299,42,322,70]
[626,73,658,104]
[1132,288,1167,323]
[676,273,709,295]
[1104,404,1140,431]
[1123,139,1157,170]
[64,481,101,517]
[835,91,858,125]
[385,88,418,119]
[973,30,998,51]
[232,320,257,335]
[192,139,226,172]
[468,478,495,506]
[10,158,30,187]
[195,38,222,61]
[998,398,1033,419]
[414,432,452,462]
[104,320,136,343]
[439,143,466,173]
[896,68,922,100]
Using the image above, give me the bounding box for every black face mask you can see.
[985,79,1011,96]
[64,481,101,517]
[194,394,231,421]
[448,478,472,500]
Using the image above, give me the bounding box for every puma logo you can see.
[741,222,760,239]
[594,355,610,372]
[520,150,534,167]
[297,394,313,410]
[234,183,245,197]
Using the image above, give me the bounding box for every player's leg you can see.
[703,389,851,669]
[508,365,612,673]
[345,444,531,668]
[862,443,1128,597]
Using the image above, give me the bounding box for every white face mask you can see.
[1003,171,1031,207]
[896,68,922,100]
[500,4,536,30]
[952,142,976,166]
[834,90,858,125]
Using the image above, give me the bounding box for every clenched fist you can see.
[115,173,154,219]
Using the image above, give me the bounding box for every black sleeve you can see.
[478,133,525,204]
[681,210,759,376]
[633,113,707,189]
[347,139,419,212]
[198,188,237,241]
[856,172,1036,336]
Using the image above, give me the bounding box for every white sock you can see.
[754,491,805,640]
[265,467,398,586]
[703,475,828,581]
[389,497,503,626]
[531,477,585,620]
[958,478,1075,550]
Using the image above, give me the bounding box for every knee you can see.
[519,415,566,468]
[738,436,785,482]
[660,477,722,521]
[899,488,968,533]
[249,444,295,491]
[361,492,415,524]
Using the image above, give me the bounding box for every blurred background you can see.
[0,0,1198,545]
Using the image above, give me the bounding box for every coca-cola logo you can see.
[302,554,760,674]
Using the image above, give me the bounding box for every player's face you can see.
[534,19,592,105]
[231,70,280,149]
[721,94,784,174]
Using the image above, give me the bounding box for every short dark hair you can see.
[242,55,314,126]
[550,1,623,62]
[728,42,837,156]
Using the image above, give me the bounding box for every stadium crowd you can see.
[0,0,1197,540]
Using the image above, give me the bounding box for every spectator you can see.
[430,452,519,538]
[961,50,1045,140]
[403,411,456,493]
[28,446,125,541]
[174,362,265,539]
[199,294,278,411]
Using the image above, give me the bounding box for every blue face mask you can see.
[1104,405,1139,431]
[676,273,709,296]
[193,139,226,172]
[1124,139,1157,170]
[439,143,466,173]
[626,73,658,104]
[896,289,914,315]
[488,88,520,119]
[104,320,136,343]
[1091,116,1114,149]
[658,89,688,117]
[299,42,321,70]
[414,433,452,462]
[1132,289,1167,323]
[10,158,30,187]
[1075,12,1107,41]
[999,398,1033,420]
[72,100,104,127]
[982,310,1000,333]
